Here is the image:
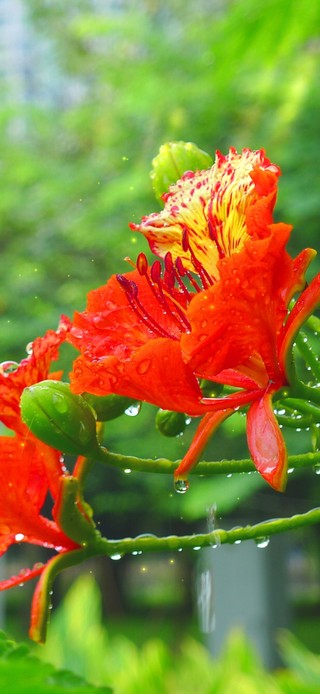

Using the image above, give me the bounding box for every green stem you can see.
[91,507,320,556]
[92,446,320,476]
[276,413,312,429]
[290,381,320,405]
[280,398,320,422]
[295,332,320,381]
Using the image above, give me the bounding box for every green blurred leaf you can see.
[0,630,112,693]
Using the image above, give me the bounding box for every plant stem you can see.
[92,446,320,476]
[295,332,320,381]
[92,507,320,556]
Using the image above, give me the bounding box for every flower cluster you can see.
[68,147,319,491]
[0,144,319,642]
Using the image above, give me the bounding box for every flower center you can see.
[116,250,214,340]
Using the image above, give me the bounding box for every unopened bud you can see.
[82,393,140,421]
[155,409,187,437]
[151,141,213,200]
[21,380,98,455]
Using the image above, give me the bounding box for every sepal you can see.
[20,380,99,455]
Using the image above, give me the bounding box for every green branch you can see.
[93,446,320,475]
[92,507,320,557]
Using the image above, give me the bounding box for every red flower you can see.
[0,318,94,641]
[69,149,320,491]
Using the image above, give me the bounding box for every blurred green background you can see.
[0,0,320,690]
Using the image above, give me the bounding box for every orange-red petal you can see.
[246,393,288,491]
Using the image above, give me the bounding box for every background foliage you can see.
[0,0,320,682]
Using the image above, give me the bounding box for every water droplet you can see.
[314,464,320,475]
[26,342,33,355]
[136,359,151,375]
[234,539,242,545]
[52,393,68,414]
[71,327,84,339]
[124,468,132,474]
[200,319,208,328]
[0,361,19,376]
[255,536,270,549]
[125,402,141,417]
[15,533,25,542]
[174,478,189,494]
[110,553,122,561]
[227,473,232,478]
[193,546,201,551]
[288,467,294,474]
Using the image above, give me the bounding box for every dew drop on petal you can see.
[174,478,189,494]
[15,533,25,542]
[136,359,151,375]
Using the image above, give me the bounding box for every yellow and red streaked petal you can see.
[280,272,320,379]
[174,409,234,482]
[182,227,292,385]
[131,148,281,279]
[246,392,288,492]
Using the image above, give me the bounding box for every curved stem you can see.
[92,507,320,557]
[295,332,320,381]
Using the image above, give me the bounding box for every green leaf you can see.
[0,631,112,693]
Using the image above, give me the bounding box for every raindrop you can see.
[125,402,141,417]
[313,464,320,475]
[0,361,19,376]
[255,536,270,549]
[234,539,241,545]
[174,478,189,494]
[71,327,84,339]
[288,467,294,474]
[124,468,132,474]
[26,342,33,356]
[52,393,68,414]
[15,533,25,542]
[110,553,122,561]
[193,546,201,551]
[136,359,151,375]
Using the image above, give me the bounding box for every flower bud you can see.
[200,379,224,398]
[82,393,140,421]
[21,380,98,455]
[151,141,213,201]
[155,409,187,437]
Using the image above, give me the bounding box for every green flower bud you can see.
[155,409,187,437]
[82,393,140,420]
[200,379,224,398]
[151,141,213,201]
[21,380,98,455]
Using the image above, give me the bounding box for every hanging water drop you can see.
[313,464,320,475]
[255,536,270,549]
[125,402,141,417]
[110,553,123,561]
[174,478,189,494]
